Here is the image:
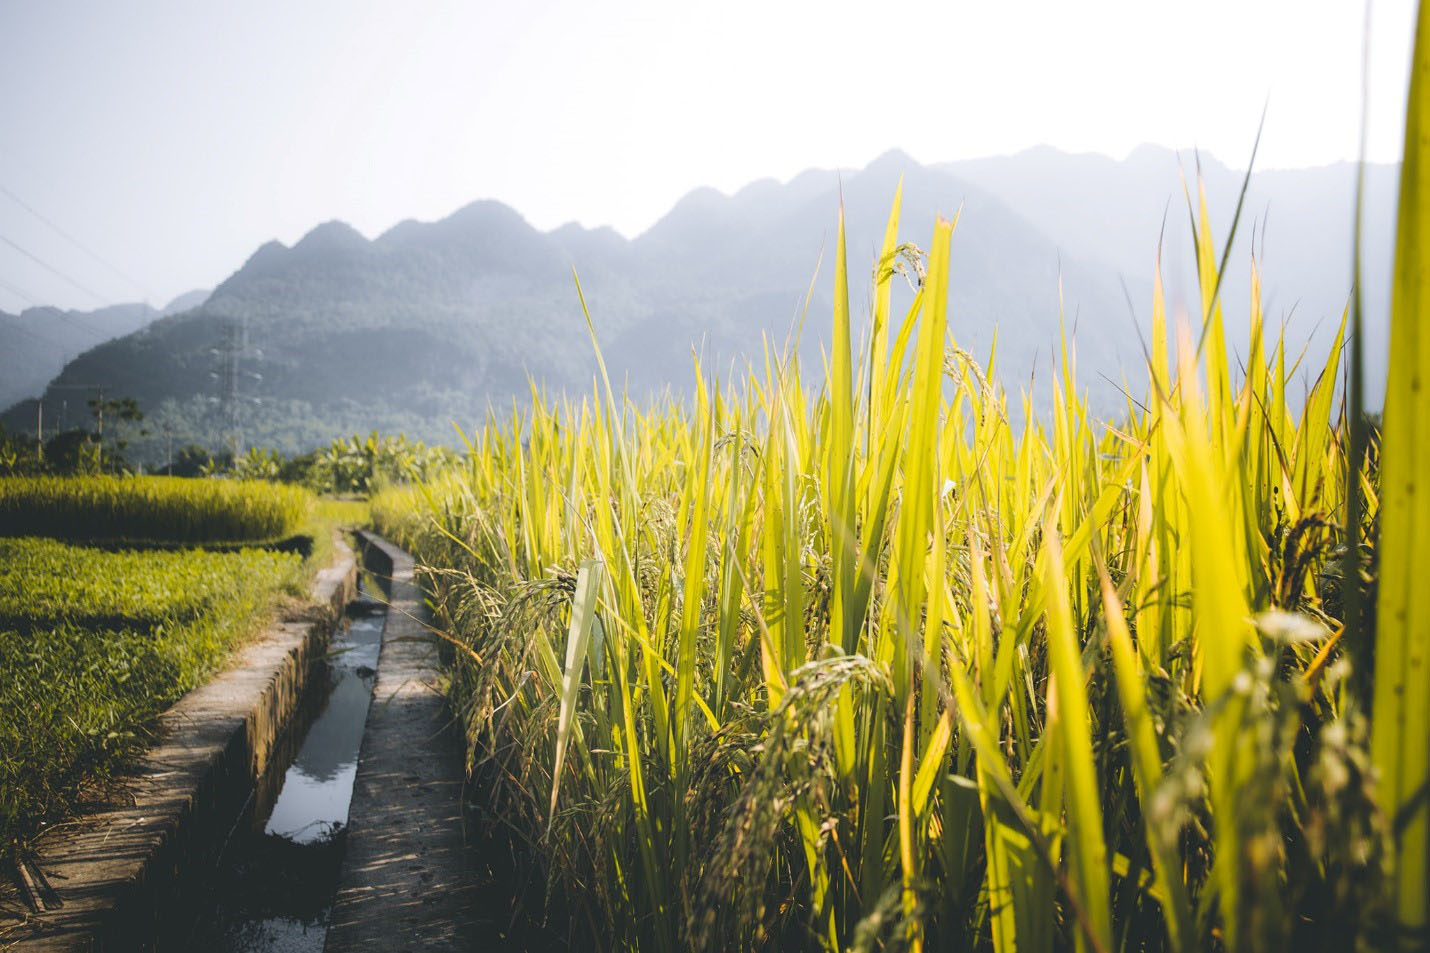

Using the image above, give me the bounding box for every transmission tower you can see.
[209,310,262,458]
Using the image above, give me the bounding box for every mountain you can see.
[0,290,209,413]
[1,148,1396,462]
[942,146,1399,398]
[609,148,1141,400]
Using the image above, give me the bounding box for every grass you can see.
[0,475,312,544]
[0,538,303,847]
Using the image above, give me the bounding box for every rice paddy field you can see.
[0,538,304,847]
[0,12,1418,950]
[0,476,335,850]
[369,204,1372,949]
[0,475,312,543]
[365,21,1430,947]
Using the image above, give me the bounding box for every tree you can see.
[85,396,145,473]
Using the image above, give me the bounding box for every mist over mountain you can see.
[1,147,1395,461]
[942,146,1398,393]
[0,289,208,412]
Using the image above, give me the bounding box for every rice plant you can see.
[368,11,1427,947]
[0,475,312,543]
[371,210,1366,949]
[1371,1,1430,945]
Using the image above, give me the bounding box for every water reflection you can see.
[195,586,385,952]
[263,612,381,844]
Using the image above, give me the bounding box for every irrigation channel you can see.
[191,579,386,952]
[3,534,480,952]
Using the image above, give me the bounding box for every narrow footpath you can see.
[323,533,479,952]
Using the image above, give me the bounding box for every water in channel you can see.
[194,581,386,952]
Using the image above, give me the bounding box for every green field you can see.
[0,471,375,849]
[0,539,303,847]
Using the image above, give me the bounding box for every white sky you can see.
[0,0,1418,312]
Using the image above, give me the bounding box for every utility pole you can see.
[50,384,109,469]
[36,402,43,463]
[94,387,105,471]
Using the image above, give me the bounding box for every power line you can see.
[2,323,155,407]
[0,279,111,338]
[3,302,204,425]
[0,233,110,305]
[0,244,115,337]
[0,181,152,300]
[0,314,67,354]
[0,291,111,338]
[0,266,179,389]
[0,310,129,374]
[0,274,38,309]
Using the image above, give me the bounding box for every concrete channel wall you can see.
[5,539,358,952]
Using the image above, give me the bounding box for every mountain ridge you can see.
[2,146,1396,462]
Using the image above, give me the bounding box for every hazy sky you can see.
[0,0,1417,313]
